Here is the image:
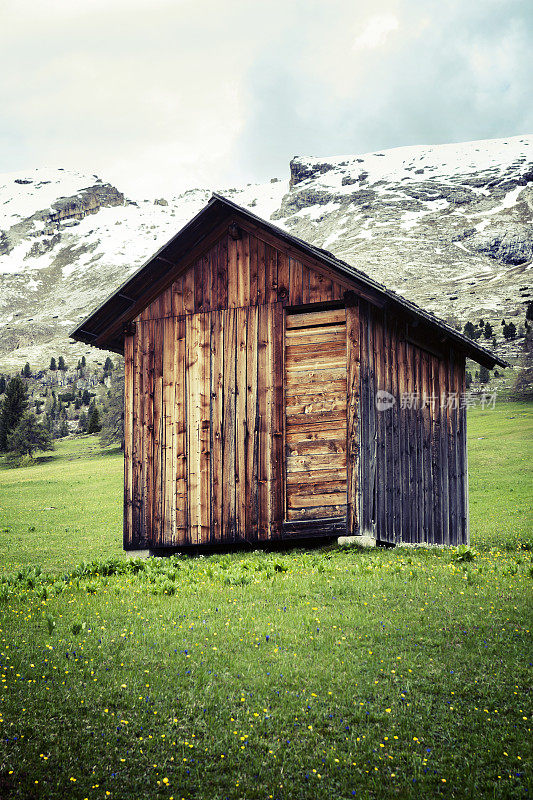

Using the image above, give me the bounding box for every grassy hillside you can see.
[0,404,531,799]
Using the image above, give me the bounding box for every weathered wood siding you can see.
[123,224,468,549]
[357,300,468,545]
[136,229,346,321]
[284,308,348,523]
[124,227,349,548]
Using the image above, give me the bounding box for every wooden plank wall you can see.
[124,228,348,548]
[357,300,468,546]
[137,230,345,321]
[123,224,468,549]
[126,303,284,547]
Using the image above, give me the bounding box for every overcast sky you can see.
[1,0,532,197]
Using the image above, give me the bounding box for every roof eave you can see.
[70,193,510,370]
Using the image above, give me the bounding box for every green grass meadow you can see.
[0,405,531,799]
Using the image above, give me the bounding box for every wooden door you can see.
[284,308,348,524]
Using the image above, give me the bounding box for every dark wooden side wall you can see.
[357,300,468,546]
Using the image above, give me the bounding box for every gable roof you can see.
[70,193,508,369]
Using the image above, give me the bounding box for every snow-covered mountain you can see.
[0,135,531,370]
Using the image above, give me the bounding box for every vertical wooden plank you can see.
[277,250,290,302]
[256,238,266,306]
[209,242,218,313]
[162,317,175,546]
[416,346,426,544]
[174,316,187,540]
[358,304,370,533]
[160,287,172,318]
[405,343,418,545]
[210,310,224,541]
[236,307,248,538]
[217,235,228,310]
[430,354,442,545]
[270,302,284,538]
[289,258,303,306]
[449,353,460,545]
[246,306,259,540]
[152,319,164,546]
[367,309,377,536]
[143,319,154,547]
[237,231,250,308]
[375,313,386,542]
[186,313,201,544]
[421,350,433,545]
[228,236,238,308]
[257,303,269,539]
[183,268,195,314]
[457,357,469,544]
[331,280,345,301]
[203,252,212,312]
[123,334,134,549]
[266,245,278,304]
[194,257,204,313]
[199,312,211,543]
[171,278,183,317]
[301,265,310,305]
[132,326,144,546]
[346,301,360,535]
[439,355,450,547]
[248,234,258,306]
[383,317,394,543]
[390,322,401,543]
[308,268,322,303]
[397,334,408,544]
[222,308,237,539]
[317,272,333,302]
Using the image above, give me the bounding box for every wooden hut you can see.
[71,194,507,551]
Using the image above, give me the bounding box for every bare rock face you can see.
[47,183,125,224]
[289,157,334,187]
[467,224,532,265]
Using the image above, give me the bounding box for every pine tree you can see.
[0,376,6,395]
[103,356,114,374]
[503,322,517,340]
[82,389,91,406]
[479,365,490,384]
[23,362,31,378]
[81,356,86,368]
[58,356,67,372]
[7,412,53,459]
[78,410,88,432]
[100,367,125,448]
[49,357,57,371]
[463,322,476,339]
[465,371,472,389]
[483,322,493,339]
[0,376,29,451]
[87,406,101,434]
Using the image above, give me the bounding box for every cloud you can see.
[352,13,400,50]
[0,0,531,197]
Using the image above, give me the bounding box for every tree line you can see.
[0,356,124,464]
